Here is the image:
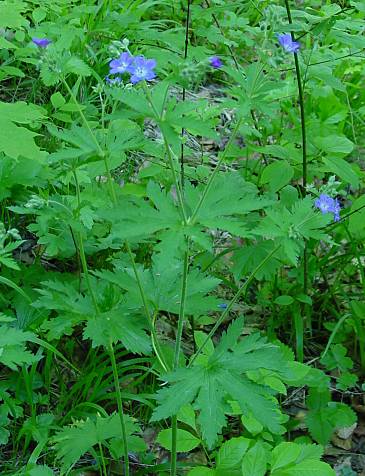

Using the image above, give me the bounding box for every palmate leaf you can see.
[151,318,291,448]
[185,173,273,237]
[95,249,220,317]
[0,326,39,370]
[48,124,99,163]
[105,181,183,245]
[0,101,47,160]
[53,413,144,473]
[0,0,28,29]
[83,310,151,354]
[35,279,150,353]
[254,198,332,265]
[48,120,144,172]
[107,172,271,251]
[232,240,282,281]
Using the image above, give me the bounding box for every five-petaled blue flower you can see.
[128,55,156,84]
[218,303,228,310]
[210,56,223,69]
[32,37,51,48]
[277,33,300,54]
[315,194,341,222]
[109,52,134,74]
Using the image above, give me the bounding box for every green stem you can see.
[283,2,307,191]
[141,81,188,224]
[62,78,105,159]
[125,243,169,371]
[180,0,192,189]
[109,342,130,476]
[171,239,190,476]
[189,244,280,367]
[72,170,129,475]
[98,442,108,476]
[173,240,190,370]
[67,82,166,368]
[103,155,117,203]
[170,415,178,476]
[163,137,189,224]
[73,170,100,314]
[190,119,242,224]
[343,223,365,291]
[283,0,309,341]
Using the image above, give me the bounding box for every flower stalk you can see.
[284,0,309,359]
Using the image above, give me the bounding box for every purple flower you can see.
[128,55,156,84]
[277,33,300,54]
[105,75,122,86]
[210,56,223,69]
[315,194,341,222]
[332,199,341,222]
[109,52,134,75]
[32,37,51,48]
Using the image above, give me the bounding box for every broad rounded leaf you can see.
[241,442,267,476]
[217,437,250,470]
[156,428,200,452]
[260,160,294,193]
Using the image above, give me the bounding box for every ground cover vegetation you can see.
[0,0,365,474]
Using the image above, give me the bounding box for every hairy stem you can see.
[73,172,130,474]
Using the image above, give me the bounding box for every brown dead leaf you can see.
[331,434,353,450]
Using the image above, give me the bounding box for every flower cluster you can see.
[315,194,341,222]
[107,52,156,85]
[277,33,300,54]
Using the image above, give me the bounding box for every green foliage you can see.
[255,198,332,265]
[188,441,334,476]
[306,387,357,445]
[0,0,364,473]
[152,318,305,448]
[53,413,145,473]
[0,323,39,370]
[0,102,47,160]
[269,442,335,476]
[96,248,220,317]
[157,428,201,452]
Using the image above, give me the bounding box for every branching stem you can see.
[189,245,280,367]
[190,119,242,223]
